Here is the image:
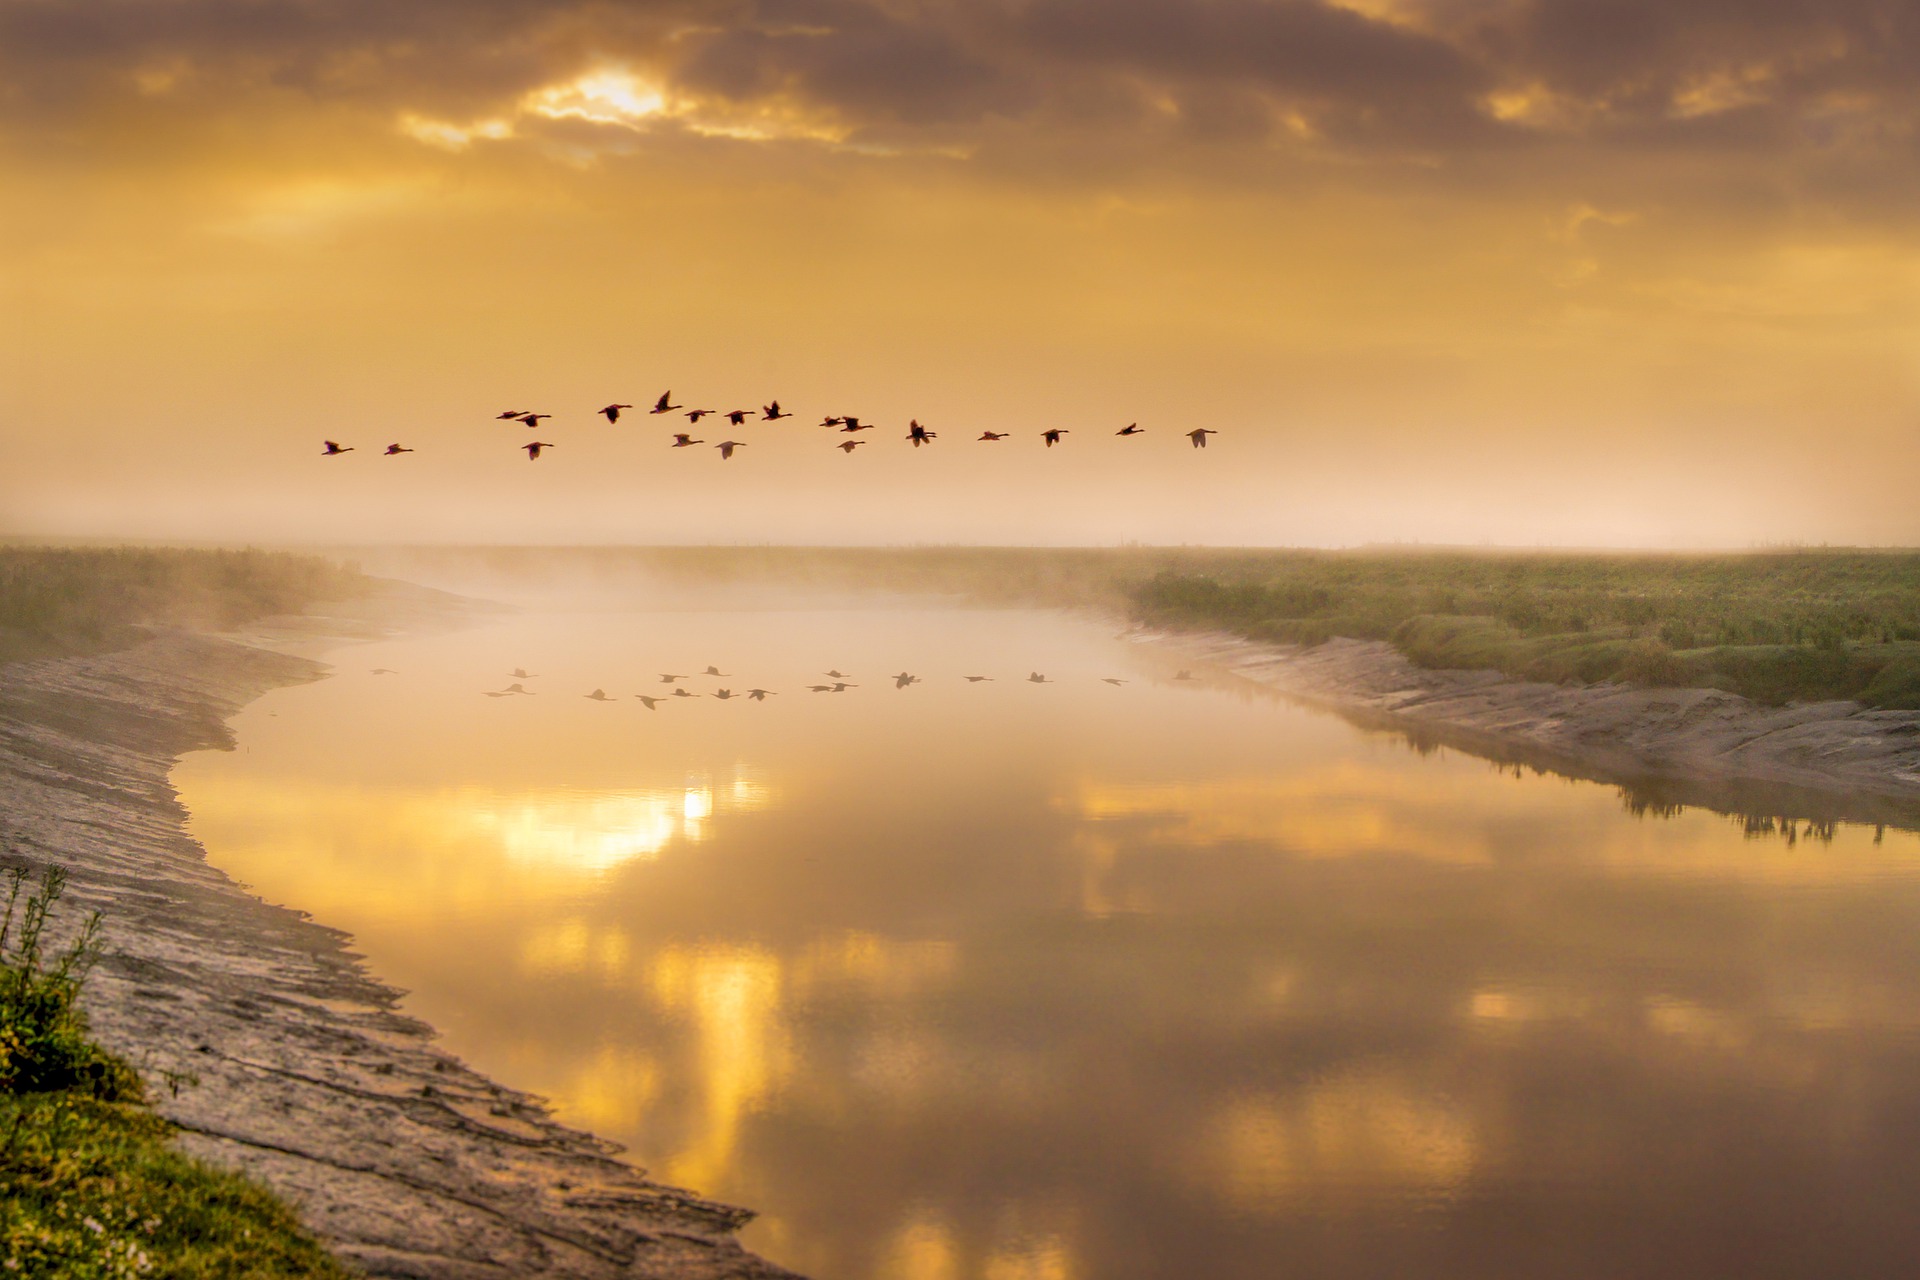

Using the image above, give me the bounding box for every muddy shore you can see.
[0,581,796,1280]
[1131,629,1920,830]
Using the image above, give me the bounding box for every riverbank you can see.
[0,578,796,1279]
[1131,628,1920,829]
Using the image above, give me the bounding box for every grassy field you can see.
[0,865,349,1277]
[0,548,365,665]
[1127,549,1920,709]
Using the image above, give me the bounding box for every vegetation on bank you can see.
[0,547,365,665]
[1128,550,1920,708]
[0,864,349,1278]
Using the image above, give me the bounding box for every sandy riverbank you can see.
[1130,629,1920,830]
[0,580,796,1280]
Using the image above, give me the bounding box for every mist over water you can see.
[177,592,1920,1279]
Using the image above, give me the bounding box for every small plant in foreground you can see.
[0,866,137,1102]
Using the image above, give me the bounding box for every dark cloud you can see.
[0,0,1916,200]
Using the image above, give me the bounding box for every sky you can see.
[2,0,1917,547]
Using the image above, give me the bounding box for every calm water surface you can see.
[176,603,1920,1280]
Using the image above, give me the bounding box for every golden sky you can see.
[3,0,1917,546]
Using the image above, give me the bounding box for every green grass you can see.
[0,547,365,666]
[1124,549,1920,709]
[0,866,350,1278]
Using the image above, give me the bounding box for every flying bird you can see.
[907,421,936,447]
[820,416,845,428]
[686,409,717,423]
[651,392,681,415]
[808,684,835,692]
[840,418,872,433]
[1028,672,1052,683]
[1042,429,1069,447]
[837,440,866,453]
[672,687,698,698]
[712,689,736,700]
[725,410,751,426]
[1116,423,1144,436]
[600,403,633,423]
[825,670,850,679]
[763,402,793,421]
[893,671,920,689]
[502,683,533,695]
[671,434,704,447]
[522,441,554,459]
[636,695,664,709]
[963,675,993,682]
[384,443,414,455]
[1188,429,1218,448]
[715,440,745,459]
[518,413,552,427]
[322,441,354,455]
[371,668,398,675]
[746,688,776,701]
[585,688,614,701]
[495,411,527,420]
[1102,678,1129,685]
[831,682,857,692]
[659,673,688,683]
[703,666,731,677]
[978,432,1008,442]
[510,669,535,679]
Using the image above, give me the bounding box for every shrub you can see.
[0,866,139,1102]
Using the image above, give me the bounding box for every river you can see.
[174,599,1920,1279]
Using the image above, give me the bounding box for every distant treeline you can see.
[0,547,364,664]
[1129,550,1920,709]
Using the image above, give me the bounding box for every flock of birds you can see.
[371,664,1202,702]
[319,393,1221,460]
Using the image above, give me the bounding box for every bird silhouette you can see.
[1028,672,1052,683]
[712,689,736,700]
[510,669,535,679]
[585,688,614,701]
[839,420,874,433]
[322,441,354,455]
[686,409,717,423]
[495,411,527,420]
[660,673,688,683]
[978,432,1008,441]
[820,416,845,428]
[651,392,680,415]
[963,675,993,682]
[636,695,664,709]
[671,434,704,447]
[1116,423,1144,436]
[747,688,775,700]
[600,403,633,423]
[715,441,745,459]
[893,671,920,689]
[763,402,793,421]
[518,413,552,427]
[908,421,936,447]
[671,687,698,698]
[725,410,751,426]
[522,441,554,459]
[824,670,850,679]
[837,440,866,452]
[832,682,857,692]
[371,668,398,675]
[1102,677,1129,685]
[384,443,414,455]
[481,690,512,698]
[1188,429,1217,448]
[807,684,835,692]
[1042,429,1069,447]
[503,683,533,695]
[703,666,731,677]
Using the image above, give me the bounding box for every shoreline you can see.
[0,581,796,1280]
[1128,628,1920,831]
